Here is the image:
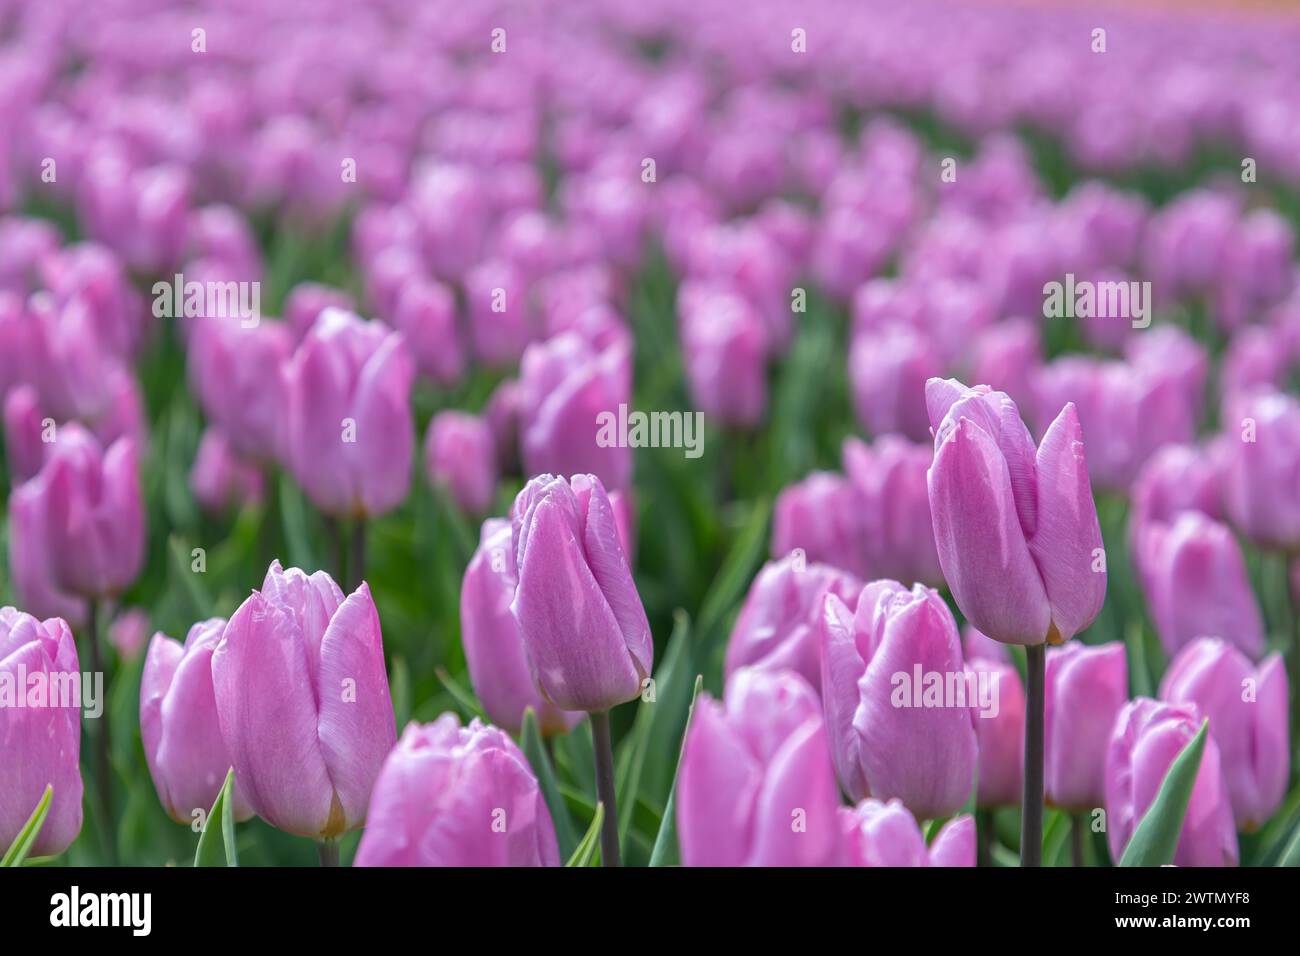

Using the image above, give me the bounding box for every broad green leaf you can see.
[521,708,580,860]
[1275,821,1300,867]
[194,769,238,867]
[566,802,604,867]
[1119,720,1209,867]
[649,674,704,867]
[1,785,53,867]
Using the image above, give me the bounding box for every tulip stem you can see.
[317,841,340,867]
[1070,813,1085,867]
[589,711,621,867]
[976,809,993,867]
[349,517,367,591]
[1021,643,1045,867]
[86,601,116,864]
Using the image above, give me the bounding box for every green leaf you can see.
[1119,720,1209,867]
[194,769,238,867]
[434,667,486,721]
[649,674,705,867]
[1276,821,1300,867]
[1,785,53,867]
[566,802,605,867]
[521,708,580,860]
[694,497,769,655]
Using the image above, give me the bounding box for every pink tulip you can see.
[1044,641,1128,812]
[424,412,497,515]
[188,315,292,463]
[968,657,1025,809]
[771,472,867,579]
[189,428,265,513]
[840,799,975,866]
[843,435,944,587]
[1220,390,1300,551]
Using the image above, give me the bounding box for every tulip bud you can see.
[840,798,975,866]
[0,607,83,857]
[519,334,632,492]
[1044,641,1128,812]
[510,474,651,712]
[1105,698,1238,866]
[4,384,48,483]
[8,426,144,599]
[967,658,1024,809]
[677,668,842,866]
[354,714,560,866]
[391,277,464,386]
[462,519,581,737]
[850,324,941,443]
[771,472,867,579]
[1137,511,1265,660]
[818,581,977,819]
[677,281,769,427]
[1160,638,1289,830]
[211,561,397,838]
[142,620,254,825]
[282,282,354,343]
[284,308,414,519]
[843,435,944,586]
[1221,390,1300,551]
[424,411,497,515]
[926,378,1106,645]
[188,315,292,463]
[725,555,862,693]
[190,428,265,513]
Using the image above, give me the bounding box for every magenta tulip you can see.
[677,667,842,866]
[391,277,465,386]
[677,281,769,428]
[1105,698,1238,866]
[188,315,292,463]
[840,799,975,866]
[424,411,497,515]
[1160,638,1289,830]
[850,324,941,443]
[968,657,1025,809]
[0,608,83,858]
[770,472,867,579]
[354,714,559,867]
[818,580,977,819]
[1220,390,1300,551]
[141,620,254,825]
[211,561,397,839]
[1044,641,1128,812]
[843,435,944,587]
[284,308,415,518]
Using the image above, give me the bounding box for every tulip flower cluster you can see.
[0,0,1298,878]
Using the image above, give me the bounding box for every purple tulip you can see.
[424,411,497,515]
[1160,638,1289,830]
[677,668,842,866]
[462,519,581,736]
[282,282,354,343]
[818,580,977,819]
[211,561,397,839]
[391,277,464,386]
[926,378,1106,646]
[842,435,944,587]
[509,474,651,713]
[840,799,975,866]
[1221,390,1300,551]
[771,472,866,579]
[518,334,632,493]
[4,384,49,483]
[484,378,522,474]
[142,620,254,825]
[1130,444,1222,535]
[677,281,769,428]
[850,324,941,443]
[189,428,265,513]
[107,608,150,660]
[725,555,862,693]
[968,657,1025,809]
[0,607,83,858]
[354,714,560,867]
[467,259,532,366]
[284,308,415,519]
[1044,641,1128,812]
[1105,698,1238,867]
[1136,511,1265,660]
[8,425,144,599]
[188,315,292,463]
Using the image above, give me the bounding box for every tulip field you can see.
[4,0,1300,885]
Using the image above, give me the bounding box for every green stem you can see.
[1071,813,1085,867]
[317,841,340,867]
[976,808,994,868]
[349,517,367,591]
[589,711,621,867]
[1021,643,1045,867]
[86,601,116,864]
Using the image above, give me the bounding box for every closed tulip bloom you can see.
[1105,698,1238,867]
[968,658,1025,809]
[926,378,1106,646]
[677,281,769,428]
[424,411,497,515]
[4,384,48,483]
[1044,641,1128,812]
[608,488,637,561]
[285,308,415,519]
[843,436,944,586]
[211,561,397,839]
[282,282,354,343]
[1137,511,1265,660]
[141,620,254,825]
[1221,390,1300,551]
[850,324,941,443]
[1130,444,1222,534]
[9,426,144,599]
[467,259,532,366]
[391,278,464,386]
[188,315,292,463]
[771,472,867,579]
[1160,638,1289,830]
[354,714,560,867]
[509,474,651,713]
[819,581,977,819]
[462,519,580,736]
[840,799,975,867]
[519,334,632,492]
[677,668,842,866]
[189,428,265,513]
[725,555,862,693]
[0,608,83,858]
